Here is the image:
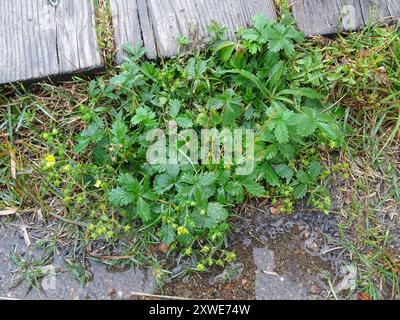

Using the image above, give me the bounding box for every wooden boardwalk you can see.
[0,0,102,84]
[0,0,399,85]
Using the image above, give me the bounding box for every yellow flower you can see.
[196,263,206,272]
[95,180,102,188]
[44,154,56,168]
[177,226,189,236]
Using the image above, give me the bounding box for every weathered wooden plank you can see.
[0,0,103,85]
[147,0,277,57]
[360,0,391,24]
[109,0,157,63]
[110,0,277,61]
[289,0,364,36]
[290,0,400,36]
[382,0,400,21]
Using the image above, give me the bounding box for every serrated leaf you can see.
[278,143,297,160]
[222,102,242,126]
[241,179,266,197]
[136,197,152,223]
[111,118,128,141]
[253,13,269,31]
[170,99,181,118]
[160,224,176,245]
[264,163,280,187]
[293,184,308,199]
[176,116,193,128]
[308,161,321,180]
[274,120,289,143]
[118,173,140,194]
[109,187,136,207]
[204,203,228,229]
[131,107,155,125]
[199,172,217,187]
[296,170,309,184]
[208,97,224,110]
[155,174,175,194]
[293,109,318,137]
[74,120,104,153]
[274,164,293,182]
[242,29,261,42]
[265,144,278,160]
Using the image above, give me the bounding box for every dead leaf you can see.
[376,67,391,88]
[157,243,169,254]
[35,208,44,220]
[0,207,18,216]
[224,283,233,291]
[358,292,372,300]
[270,205,282,215]
[20,225,31,248]
[10,150,17,179]
[358,48,369,59]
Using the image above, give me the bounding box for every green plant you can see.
[72,14,343,269]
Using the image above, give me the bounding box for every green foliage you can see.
[71,15,343,268]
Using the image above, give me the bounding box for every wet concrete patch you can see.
[0,222,155,300]
[162,201,348,300]
[1,199,349,300]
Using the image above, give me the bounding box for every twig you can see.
[89,254,136,260]
[130,292,194,300]
[48,211,88,228]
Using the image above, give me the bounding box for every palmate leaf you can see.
[74,120,104,153]
[118,173,140,194]
[131,106,156,126]
[267,24,304,56]
[242,13,271,44]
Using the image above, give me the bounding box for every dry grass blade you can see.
[10,149,17,179]
[0,208,18,216]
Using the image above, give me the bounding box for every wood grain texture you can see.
[109,0,157,63]
[147,0,277,57]
[110,0,277,60]
[382,0,400,20]
[0,0,102,84]
[290,0,400,36]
